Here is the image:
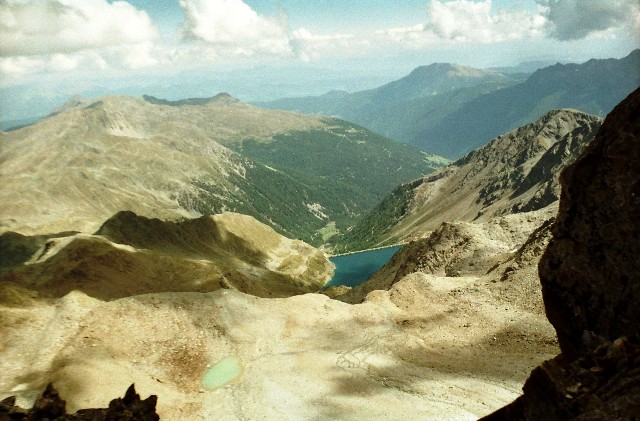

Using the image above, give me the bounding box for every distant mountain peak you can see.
[320,90,350,98]
[532,108,593,124]
[210,92,238,103]
[48,95,91,116]
[408,62,457,76]
[408,63,499,79]
[142,93,239,107]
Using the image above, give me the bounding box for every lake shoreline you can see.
[327,242,406,258]
[323,244,404,289]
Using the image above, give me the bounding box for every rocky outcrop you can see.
[338,205,556,304]
[0,384,158,420]
[540,88,640,360]
[486,338,640,421]
[483,87,640,419]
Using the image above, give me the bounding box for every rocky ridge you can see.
[0,384,159,420]
[337,108,601,252]
[338,205,556,308]
[0,211,333,301]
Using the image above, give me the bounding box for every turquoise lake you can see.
[325,245,402,288]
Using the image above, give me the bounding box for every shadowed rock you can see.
[482,87,640,420]
[0,384,158,420]
[539,87,640,360]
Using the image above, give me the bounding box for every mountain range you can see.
[261,49,639,159]
[1,49,638,419]
[260,63,525,157]
[1,89,637,420]
[0,94,444,246]
[335,108,602,252]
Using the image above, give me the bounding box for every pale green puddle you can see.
[201,356,243,390]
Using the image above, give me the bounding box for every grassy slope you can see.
[220,120,445,244]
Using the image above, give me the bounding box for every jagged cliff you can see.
[484,87,640,420]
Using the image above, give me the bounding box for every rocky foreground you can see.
[0,211,557,418]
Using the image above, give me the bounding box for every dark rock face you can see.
[486,338,640,421]
[540,87,640,360]
[0,383,159,420]
[482,87,640,420]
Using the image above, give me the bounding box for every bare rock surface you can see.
[483,88,640,420]
[339,205,556,307]
[0,285,557,420]
[0,212,333,300]
[0,209,558,420]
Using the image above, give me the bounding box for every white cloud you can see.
[0,0,160,57]
[426,0,546,43]
[537,0,640,40]
[0,55,45,76]
[291,28,357,61]
[374,24,434,47]
[0,44,160,80]
[108,42,159,69]
[179,0,291,57]
[0,51,96,77]
[372,1,546,48]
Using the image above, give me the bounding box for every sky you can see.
[1,0,639,121]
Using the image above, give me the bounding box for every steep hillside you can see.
[0,211,333,300]
[336,109,602,252]
[416,49,639,157]
[260,63,524,146]
[0,94,442,245]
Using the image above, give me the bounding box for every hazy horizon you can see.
[1,0,639,123]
